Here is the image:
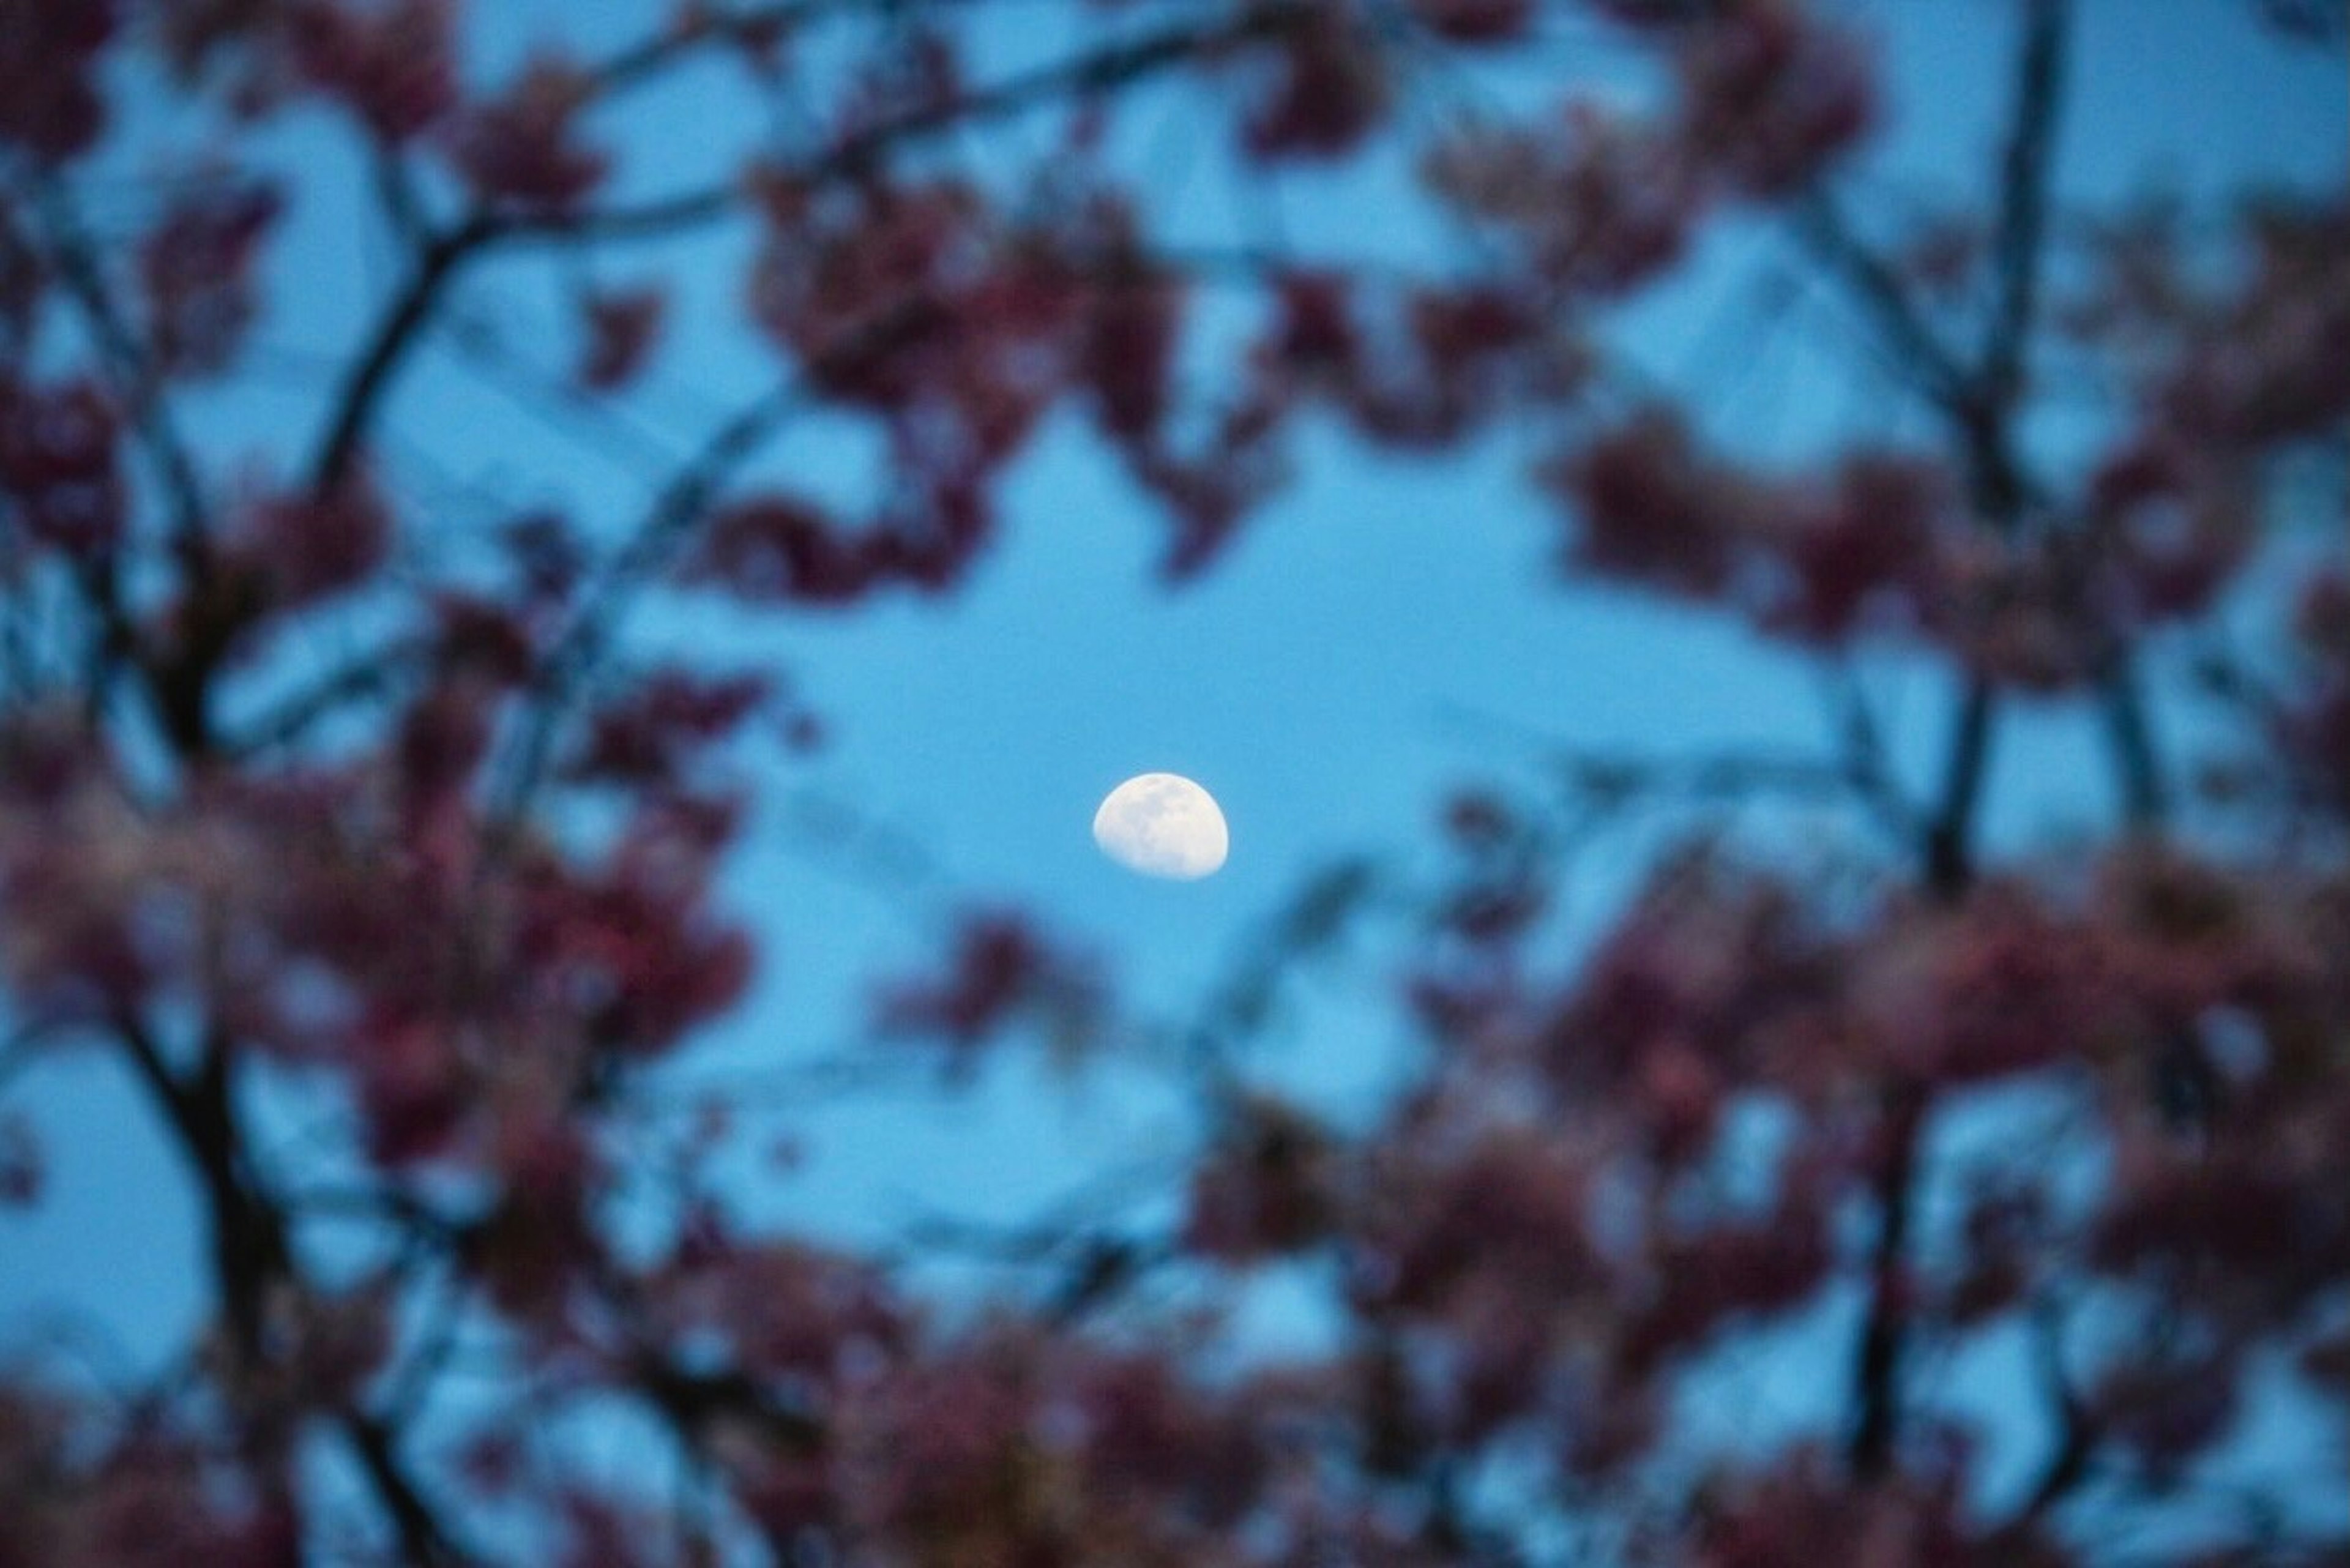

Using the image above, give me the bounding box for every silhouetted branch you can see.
[306,3,1308,512]
[107,1009,477,1559]
[586,0,838,100]
[2100,651,2169,828]
[341,1409,475,1566]
[1441,703,1926,861]
[220,637,433,759]
[1826,667,1923,839]
[1794,197,1972,409]
[509,1,1316,247]
[309,215,496,494]
[1923,677,1997,898]
[371,146,425,248]
[2012,1296,2098,1523]
[1846,1077,1927,1480]
[1848,0,2075,1487]
[30,179,212,563]
[0,1018,66,1096]
[485,372,805,834]
[1981,0,2069,408]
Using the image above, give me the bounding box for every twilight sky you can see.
[2,0,2341,1430]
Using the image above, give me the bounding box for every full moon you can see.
[1092,773,1229,880]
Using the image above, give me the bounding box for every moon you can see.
[1092,773,1229,880]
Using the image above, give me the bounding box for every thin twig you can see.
[506,1,1315,248]
[1980,0,2070,409]
[31,178,212,563]
[2099,648,2168,828]
[218,637,432,759]
[2011,1294,2097,1522]
[484,373,805,835]
[303,2,1309,506]
[309,215,495,494]
[340,1409,476,1566]
[1793,196,1973,411]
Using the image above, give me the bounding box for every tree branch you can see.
[110,1010,476,1559]
[341,1409,474,1566]
[30,178,213,566]
[113,1017,285,1361]
[506,1,1314,247]
[1980,0,2070,408]
[308,215,495,495]
[1846,1077,1927,1480]
[1793,196,1974,411]
[2010,1295,2096,1523]
[484,373,807,835]
[2098,648,2168,828]
[1845,0,2075,1486]
[1826,666,1924,843]
[585,0,835,100]
[304,4,1307,499]
[219,636,433,760]
[1923,676,1997,898]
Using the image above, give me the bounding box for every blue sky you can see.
[3,0,2343,1493]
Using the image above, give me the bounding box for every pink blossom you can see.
[228,470,391,607]
[1241,7,1391,162]
[1181,1096,1338,1264]
[1357,1125,1598,1316]
[649,1235,905,1389]
[2089,1350,2243,1484]
[871,908,1105,1069]
[1409,0,1534,45]
[1080,269,1184,441]
[1931,534,2107,692]
[287,0,457,141]
[1542,407,1750,596]
[2157,201,2350,448]
[1760,451,1952,643]
[1406,282,1539,407]
[1688,1443,2073,1568]
[138,177,282,376]
[0,1112,40,1207]
[571,286,666,392]
[1848,881,2121,1086]
[0,375,124,556]
[564,669,770,788]
[446,56,609,212]
[0,0,116,160]
[684,493,876,605]
[1427,102,1698,295]
[1674,1,1877,199]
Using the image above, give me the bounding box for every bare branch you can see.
[219,637,433,760]
[1923,676,1997,898]
[1826,666,1923,841]
[1980,0,2072,408]
[2099,649,2169,828]
[340,1409,476,1566]
[1793,196,1974,411]
[1846,1078,1928,1480]
[308,215,495,495]
[2010,1295,2098,1523]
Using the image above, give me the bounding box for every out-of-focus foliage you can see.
[0,0,2343,1562]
